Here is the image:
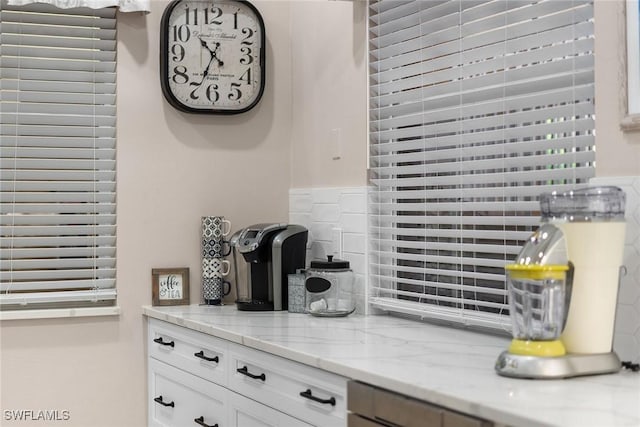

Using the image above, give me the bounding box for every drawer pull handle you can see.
[153,396,175,408]
[194,351,219,363]
[194,416,217,427]
[153,337,175,347]
[300,389,336,406]
[236,366,266,381]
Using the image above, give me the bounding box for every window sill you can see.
[620,113,640,132]
[0,306,121,321]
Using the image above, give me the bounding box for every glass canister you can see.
[305,255,355,317]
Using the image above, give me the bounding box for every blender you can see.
[495,186,626,379]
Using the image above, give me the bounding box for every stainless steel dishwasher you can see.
[347,381,494,427]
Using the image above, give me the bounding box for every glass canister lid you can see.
[309,255,350,270]
[540,186,626,221]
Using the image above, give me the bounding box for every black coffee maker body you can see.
[230,223,308,311]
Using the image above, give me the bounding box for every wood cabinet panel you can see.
[443,411,493,427]
[347,381,374,418]
[348,381,441,427]
[347,381,492,427]
[347,414,384,427]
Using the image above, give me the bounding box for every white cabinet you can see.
[148,318,228,386]
[228,343,346,427]
[227,391,312,427]
[149,358,227,427]
[147,318,347,427]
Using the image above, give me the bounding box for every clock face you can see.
[160,0,265,114]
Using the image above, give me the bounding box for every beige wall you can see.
[1,1,293,426]
[594,1,640,175]
[1,2,637,427]
[290,0,368,188]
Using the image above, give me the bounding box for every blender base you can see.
[495,351,621,379]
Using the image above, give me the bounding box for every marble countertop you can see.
[143,305,640,427]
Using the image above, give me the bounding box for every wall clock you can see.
[160,0,266,114]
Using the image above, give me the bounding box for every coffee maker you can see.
[230,223,308,311]
[495,186,626,379]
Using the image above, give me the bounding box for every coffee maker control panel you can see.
[236,223,288,254]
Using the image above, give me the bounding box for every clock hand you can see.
[199,37,224,67]
[191,56,215,88]
[210,53,223,67]
[191,39,224,90]
[209,42,224,67]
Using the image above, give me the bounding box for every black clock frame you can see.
[159,0,266,115]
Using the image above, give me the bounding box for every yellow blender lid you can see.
[505,264,569,280]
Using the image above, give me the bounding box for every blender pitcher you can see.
[504,224,573,357]
[540,186,626,354]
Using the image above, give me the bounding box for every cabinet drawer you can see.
[148,358,226,427]
[228,343,347,427]
[149,318,227,386]
[227,390,313,427]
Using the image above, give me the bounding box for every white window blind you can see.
[0,1,117,311]
[368,0,595,331]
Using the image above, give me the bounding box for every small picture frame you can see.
[622,0,640,131]
[152,268,190,306]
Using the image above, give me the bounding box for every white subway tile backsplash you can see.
[309,222,334,242]
[340,213,367,234]
[353,273,365,293]
[342,253,365,276]
[332,227,343,257]
[289,188,310,196]
[615,334,639,365]
[289,213,311,228]
[616,305,640,335]
[290,186,368,315]
[311,204,340,223]
[354,298,367,317]
[309,241,332,261]
[290,193,313,213]
[343,233,365,254]
[341,187,367,194]
[340,192,366,214]
[620,251,640,303]
[311,187,341,204]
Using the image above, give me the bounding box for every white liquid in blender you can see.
[554,220,626,354]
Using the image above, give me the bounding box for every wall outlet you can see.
[331,128,342,160]
[332,227,342,258]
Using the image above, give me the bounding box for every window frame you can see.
[0,1,119,319]
[366,0,597,332]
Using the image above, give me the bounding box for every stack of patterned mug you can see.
[201,216,232,305]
